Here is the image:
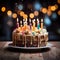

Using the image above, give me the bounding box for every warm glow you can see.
[29,13,34,19]
[1,7,6,12]
[57,10,60,15]
[7,10,12,16]
[55,4,58,10]
[34,11,39,16]
[48,6,51,11]
[47,10,52,16]
[41,8,47,14]
[20,11,24,16]
[57,0,60,4]
[51,6,56,11]
[12,13,17,18]
[23,14,28,19]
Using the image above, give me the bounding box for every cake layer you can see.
[12,29,48,47]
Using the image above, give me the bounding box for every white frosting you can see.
[40,29,47,34]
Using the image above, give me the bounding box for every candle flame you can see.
[41,19,43,22]
[17,18,18,23]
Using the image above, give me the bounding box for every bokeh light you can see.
[41,8,47,14]
[55,4,58,10]
[12,13,17,18]
[20,11,24,16]
[34,2,42,10]
[18,4,23,10]
[57,10,60,15]
[44,16,51,26]
[34,11,39,16]
[1,6,6,12]
[51,5,56,11]
[47,10,52,16]
[29,13,34,19]
[23,14,28,19]
[57,0,60,4]
[7,10,12,16]
[51,13,57,19]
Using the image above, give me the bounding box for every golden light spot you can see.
[20,11,24,16]
[51,6,56,11]
[7,10,12,16]
[1,7,6,12]
[57,10,60,15]
[41,8,47,14]
[12,13,17,18]
[34,11,39,16]
[23,14,28,19]
[57,0,60,4]
[29,13,34,19]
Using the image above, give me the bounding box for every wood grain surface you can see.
[0,41,60,60]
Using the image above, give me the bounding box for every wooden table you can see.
[0,41,60,60]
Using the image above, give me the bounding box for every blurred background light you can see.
[18,4,23,10]
[7,10,12,16]
[57,10,60,15]
[48,6,51,11]
[51,5,57,11]
[44,16,51,26]
[57,0,60,4]
[55,4,58,10]
[34,2,42,10]
[23,14,28,19]
[29,13,34,19]
[41,8,47,14]
[34,11,39,16]
[20,11,24,16]
[51,13,57,20]
[47,10,52,16]
[1,6,6,12]
[12,13,17,18]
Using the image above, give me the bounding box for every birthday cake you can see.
[12,18,48,47]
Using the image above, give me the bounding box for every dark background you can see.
[0,0,60,41]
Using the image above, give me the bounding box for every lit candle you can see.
[29,18,32,30]
[26,18,27,22]
[16,18,19,28]
[29,18,31,22]
[32,20,35,31]
[17,18,18,23]
[20,21,22,27]
[20,21,22,24]
[24,22,27,31]
[34,19,35,22]
[41,19,43,29]
[37,18,40,30]
[23,19,25,22]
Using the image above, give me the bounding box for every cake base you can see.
[8,42,52,50]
